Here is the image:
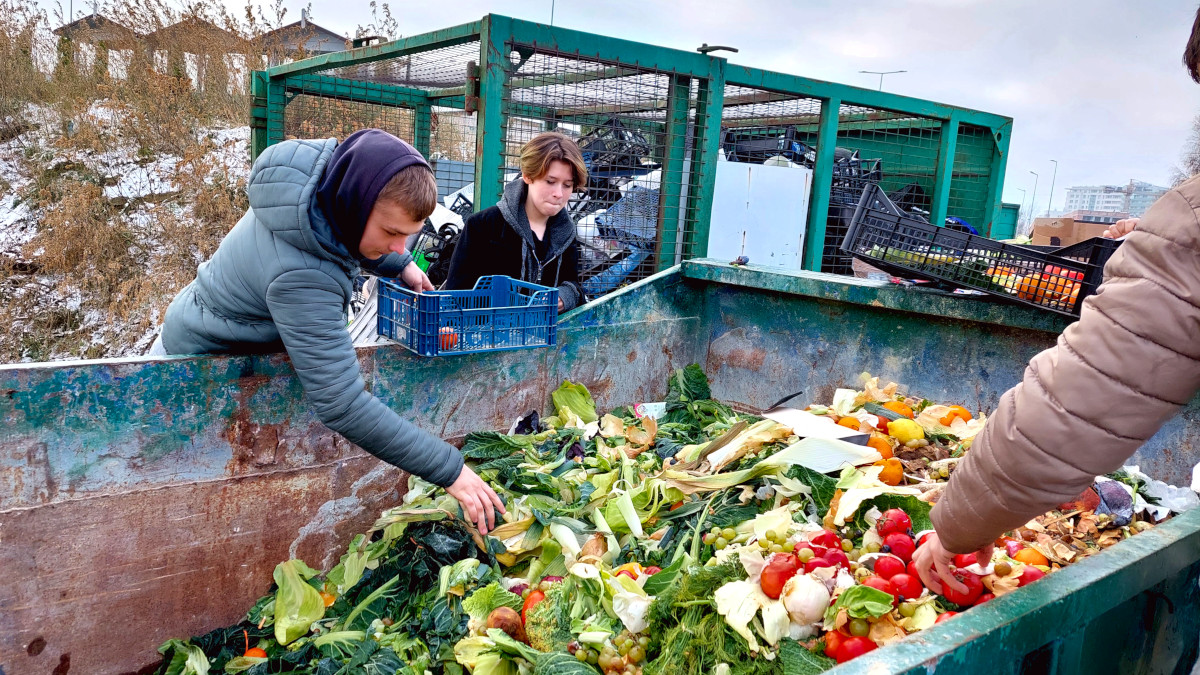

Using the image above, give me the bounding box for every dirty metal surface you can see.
[0,456,402,675]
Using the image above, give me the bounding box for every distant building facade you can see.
[1063,180,1168,218]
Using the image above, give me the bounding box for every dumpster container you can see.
[1,260,1197,674]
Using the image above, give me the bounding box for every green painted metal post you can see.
[803,97,840,272]
[930,115,960,228]
[474,15,511,210]
[249,70,269,161]
[683,63,726,261]
[266,76,287,148]
[983,120,1013,237]
[655,74,690,272]
[413,103,432,156]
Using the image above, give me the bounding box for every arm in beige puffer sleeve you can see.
[931,180,1200,553]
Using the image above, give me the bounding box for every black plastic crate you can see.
[841,184,1122,316]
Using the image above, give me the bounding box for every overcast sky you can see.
[56,0,1198,215]
[279,0,1199,216]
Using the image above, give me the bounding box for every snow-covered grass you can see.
[0,98,251,362]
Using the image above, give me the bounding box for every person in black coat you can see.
[444,132,588,312]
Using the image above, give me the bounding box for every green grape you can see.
[721,528,737,541]
[899,602,917,618]
[841,539,854,552]
[714,537,728,549]
[849,618,870,637]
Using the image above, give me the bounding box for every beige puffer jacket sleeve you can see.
[931,176,1200,554]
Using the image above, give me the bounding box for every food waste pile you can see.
[155,366,1197,675]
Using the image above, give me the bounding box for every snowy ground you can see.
[0,101,251,361]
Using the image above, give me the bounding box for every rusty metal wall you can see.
[1,262,1196,674]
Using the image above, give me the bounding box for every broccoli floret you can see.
[524,584,573,653]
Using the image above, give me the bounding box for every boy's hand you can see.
[446,465,506,534]
[401,261,435,292]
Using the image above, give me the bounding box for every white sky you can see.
[55,0,1200,214]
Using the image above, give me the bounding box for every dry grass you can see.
[0,0,409,362]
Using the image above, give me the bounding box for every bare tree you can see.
[1171,111,1200,186]
[355,1,397,40]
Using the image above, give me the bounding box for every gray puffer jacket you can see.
[161,138,464,487]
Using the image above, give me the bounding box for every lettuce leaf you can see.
[463,582,524,623]
[463,431,534,460]
[272,559,325,645]
[550,381,599,425]
[823,584,894,628]
[156,639,211,675]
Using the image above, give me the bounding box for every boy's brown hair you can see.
[378,164,439,221]
[520,132,589,189]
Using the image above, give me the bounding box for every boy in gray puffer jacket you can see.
[157,129,504,533]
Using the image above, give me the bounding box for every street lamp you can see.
[1029,171,1039,223]
[1045,160,1058,217]
[859,70,907,91]
[1016,188,1028,228]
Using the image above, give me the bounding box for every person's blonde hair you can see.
[520,132,588,190]
[377,165,439,221]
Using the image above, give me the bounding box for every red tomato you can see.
[935,611,958,624]
[941,570,983,606]
[813,530,842,549]
[975,593,996,605]
[1018,565,1046,587]
[807,544,829,559]
[835,636,878,663]
[917,532,933,548]
[889,573,923,601]
[245,647,267,658]
[823,549,850,569]
[760,553,802,599]
[643,566,662,576]
[907,559,920,579]
[861,575,895,599]
[876,509,912,536]
[522,590,546,624]
[953,553,978,569]
[616,569,637,580]
[439,326,458,351]
[824,630,847,658]
[883,533,916,563]
[805,557,835,574]
[873,556,906,580]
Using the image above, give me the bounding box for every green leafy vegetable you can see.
[534,652,601,675]
[855,494,933,533]
[463,582,523,623]
[778,639,837,675]
[823,585,894,628]
[463,432,534,460]
[550,381,599,425]
[157,639,211,675]
[785,465,838,516]
[273,560,326,646]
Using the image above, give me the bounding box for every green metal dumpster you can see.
[1,261,1196,674]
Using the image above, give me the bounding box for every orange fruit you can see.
[1013,547,1049,567]
[874,457,904,486]
[838,417,862,431]
[939,405,973,427]
[883,401,914,419]
[867,435,893,459]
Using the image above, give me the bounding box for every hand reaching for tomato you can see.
[911,531,992,596]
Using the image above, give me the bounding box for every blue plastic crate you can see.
[377,275,558,356]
